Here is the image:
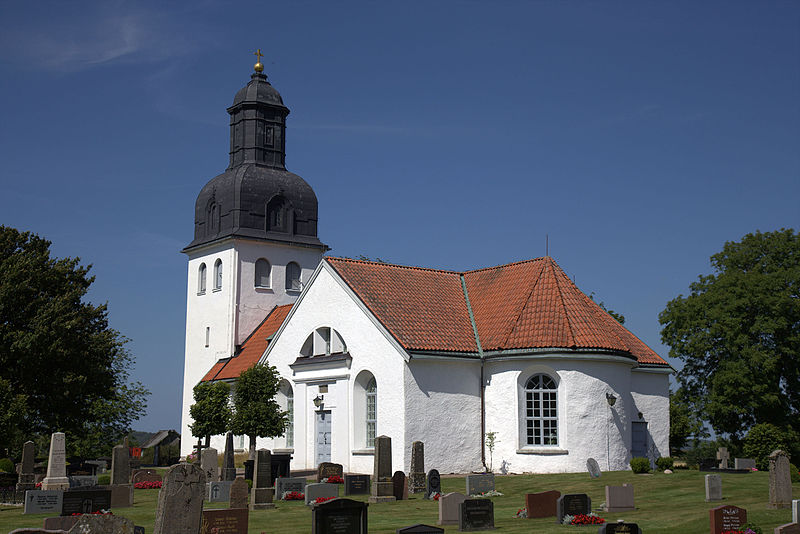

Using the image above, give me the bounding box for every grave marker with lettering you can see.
[426,469,441,499]
[23,490,63,515]
[409,441,426,494]
[318,462,344,482]
[200,507,249,534]
[60,488,112,516]
[153,462,206,534]
[466,473,494,496]
[345,474,370,496]
[557,493,591,524]
[709,505,747,534]
[305,482,339,505]
[705,474,722,501]
[459,498,495,531]
[598,520,643,534]
[311,497,368,534]
[276,476,308,499]
[369,436,395,503]
[251,449,274,510]
[41,433,69,491]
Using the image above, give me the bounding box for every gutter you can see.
[460,275,488,473]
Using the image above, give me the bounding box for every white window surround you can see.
[300,327,347,358]
[353,370,376,451]
[522,373,559,447]
[198,263,207,295]
[213,259,223,291]
[285,261,302,291]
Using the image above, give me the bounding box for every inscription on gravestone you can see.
[61,488,112,516]
[466,473,495,496]
[305,483,339,505]
[345,474,370,496]
[23,490,63,515]
[318,462,344,482]
[311,497,368,534]
[276,476,307,498]
[459,498,495,531]
[200,507,249,534]
[557,493,591,524]
[598,521,642,534]
[709,505,747,534]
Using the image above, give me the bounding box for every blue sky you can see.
[1,1,798,432]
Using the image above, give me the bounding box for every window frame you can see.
[365,377,377,449]
[198,263,207,295]
[285,261,302,291]
[523,373,559,447]
[213,259,223,291]
[254,258,271,289]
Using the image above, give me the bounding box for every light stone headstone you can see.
[409,441,426,494]
[604,484,635,512]
[110,444,130,485]
[16,441,36,491]
[68,514,135,534]
[23,490,63,514]
[793,499,799,523]
[369,435,395,503]
[251,448,274,510]
[229,477,249,509]
[717,447,730,469]
[206,480,233,502]
[305,482,339,505]
[107,483,133,508]
[41,432,70,491]
[769,450,792,509]
[153,462,206,534]
[200,447,219,483]
[277,476,308,498]
[438,492,466,525]
[587,457,601,478]
[734,458,756,470]
[705,474,722,501]
[221,432,236,482]
[465,473,494,496]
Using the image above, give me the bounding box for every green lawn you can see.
[1,470,797,533]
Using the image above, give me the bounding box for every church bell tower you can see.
[180,53,328,456]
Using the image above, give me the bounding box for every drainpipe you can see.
[461,275,487,473]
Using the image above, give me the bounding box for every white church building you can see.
[180,59,672,475]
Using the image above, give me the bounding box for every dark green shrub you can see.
[0,458,14,473]
[790,463,800,484]
[630,457,650,473]
[742,423,795,471]
[655,457,674,471]
[97,473,111,485]
[683,440,722,469]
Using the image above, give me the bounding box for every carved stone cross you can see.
[717,447,730,469]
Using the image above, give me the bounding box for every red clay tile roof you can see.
[200,304,293,382]
[327,256,668,366]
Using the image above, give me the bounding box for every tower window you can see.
[207,202,219,235]
[286,262,301,291]
[255,258,271,288]
[267,196,287,232]
[214,259,223,291]
[198,263,207,295]
[205,327,210,348]
[265,126,274,147]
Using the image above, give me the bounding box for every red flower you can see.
[315,496,336,504]
[134,480,162,489]
[570,514,605,525]
[326,475,344,484]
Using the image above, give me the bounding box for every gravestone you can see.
[426,469,441,499]
[68,476,98,488]
[42,433,70,491]
[106,483,133,508]
[207,480,233,502]
[153,462,206,534]
[709,504,747,534]
[409,441,426,494]
[200,507,248,534]
[598,520,643,534]
[774,523,800,534]
[61,488,112,515]
[251,449,274,510]
[794,499,799,523]
[465,473,494,496]
[110,444,130,485]
[397,525,444,534]
[705,474,722,501]
[369,435,395,503]
[345,474,370,496]
[69,514,135,533]
[587,457,601,478]
[200,448,219,483]
[768,450,792,509]
[604,484,635,512]
[438,492,466,525]
[305,482,339,505]
[276,476,308,498]
[403,475,409,500]
[23,490,63,515]
[318,462,344,482]
[525,490,561,518]
[311,497,368,534]
[221,433,236,482]
[132,470,162,484]
[243,459,254,481]
[734,458,756,470]
[459,498,495,531]
[270,453,292,486]
[43,516,79,531]
[716,447,730,469]
[392,471,406,500]
[16,441,36,492]
[557,493,591,524]
[229,477,249,509]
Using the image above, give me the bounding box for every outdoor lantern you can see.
[313,394,324,408]
[606,392,617,406]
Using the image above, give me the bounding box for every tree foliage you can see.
[742,422,798,470]
[660,229,799,441]
[668,388,707,455]
[189,381,231,440]
[0,226,149,456]
[230,363,287,456]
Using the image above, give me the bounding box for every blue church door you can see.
[631,421,648,458]
[316,411,332,465]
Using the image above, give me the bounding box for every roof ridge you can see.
[326,256,458,275]
[464,256,547,274]
[498,259,547,347]
[552,259,579,347]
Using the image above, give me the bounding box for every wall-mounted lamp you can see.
[606,392,617,407]
[313,395,324,408]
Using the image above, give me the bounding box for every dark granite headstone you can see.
[369,436,394,503]
[397,525,444,534]
[598,521,642,534]
[345,474,370,496]
[557,493,591,524]
[408,441,426,494]
[222,432,236,482]
[251,449,274,510]
[318,462,344,482]
[243,460,254,481]
[60,488,112,516]
[465,473,494,496]
[459,498,495,531]
[709,505,747,534]
[425,469,441,499]
[200,507,248,534]
[16,441,36,492]
[387,471,404,500]
[270,454,291,486]
[311,497,368,534]
[276,476,307,498]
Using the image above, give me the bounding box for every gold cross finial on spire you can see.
[253,49,264,73]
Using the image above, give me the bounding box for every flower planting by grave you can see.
[562,513,605,525]
[314,496,336,504]
[514,507,527,518]
[134,480,162,489]
[323,475,343,484]
[282,491,304,501]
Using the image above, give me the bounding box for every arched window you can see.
[266,196,287,232]
[366,377,377,448]
[286,385,294,448]
[300,327,348,358]
[285,262,301,291]
[214,259,223,291]
[206,201,219,235]
[524,374,558,446]
[198,263,207,294]
[255,258,271,288]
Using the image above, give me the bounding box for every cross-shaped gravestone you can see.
[717,447,730,469]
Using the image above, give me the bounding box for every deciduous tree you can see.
[189,381,231,446]
[230,363,287,459]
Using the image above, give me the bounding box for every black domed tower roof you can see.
[184,61,328,252]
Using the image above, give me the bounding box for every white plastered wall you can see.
[630,368,671,461]
[256,263,408,474]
